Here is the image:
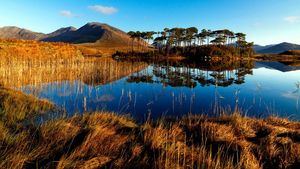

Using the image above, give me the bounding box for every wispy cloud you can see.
[88,5,118,15]
[60,10,77,18]
[284,16,300,23]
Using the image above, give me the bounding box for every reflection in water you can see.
[281,83,300,115]
[127,60,254,88]
[0,58,148,87]
[0,59,300,121]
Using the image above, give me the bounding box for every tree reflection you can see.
[126,60,254,88]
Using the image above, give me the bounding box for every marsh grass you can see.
[0,87,54,124]
[0,57,148,88]
[0,39,299,168]
[0,66,298,169]
[0,100,299,169]
[0,39,84,66]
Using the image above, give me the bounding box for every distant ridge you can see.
[45,26,77,39]
[255,42,300,54]
[0,26,45,40]
[42,22,134,47]
[0,22,138,47]
[253,44,275,52]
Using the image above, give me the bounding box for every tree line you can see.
[127,27,253,53]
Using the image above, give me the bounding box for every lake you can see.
[2,59,299,121]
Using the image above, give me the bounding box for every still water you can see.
[18,60,300,121]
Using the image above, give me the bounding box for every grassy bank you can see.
[113,45,254,62]
[0,87,299,169]
[0,39,84,66]
[254,52,300,64]
[0,39,299,169]
[0,87,54,124]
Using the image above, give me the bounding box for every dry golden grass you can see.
[0,57,148,88]
[0,36,150,59]
[0,39,299,168]
[77,40,152,57]
[0,39,84,65]
[76,46,103,57]
[0,39,148,89]
[0,108,299,169]
[0,87,54,124]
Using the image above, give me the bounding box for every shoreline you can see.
[0,87,299,168]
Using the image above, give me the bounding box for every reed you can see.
[0,87,54,124]
[0,57,148,88]
[0,39,84,66]
[0,99,299,169]
[0,38,299,169]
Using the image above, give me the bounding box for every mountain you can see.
[0,23,135,47]
[256,42,300,54]
[45,26,77,39]
[253,44,275,52]
[42,22,133,47]
[0,26,45,40]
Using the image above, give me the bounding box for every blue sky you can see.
[0,0,300,45]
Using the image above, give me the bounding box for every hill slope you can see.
[0,23,135,47]
[257,42,300,54]
[0,23,147,56]
[45,26,77,39]
[42,22,133,47]
[0,26,45,40]
[253,44,275,52]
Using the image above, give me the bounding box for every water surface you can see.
[5,59,300,121]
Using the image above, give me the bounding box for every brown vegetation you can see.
[78,44,150,57]
[280,50,300,56]
[113,45,254,61]
[0,39,84,65]
[0,108,299,168]
[0,38,146,60]
[254,53,300,65]
[0,87,54,124]
[0,37,298,169]
[0,57,148,88]
[0,39,148,88]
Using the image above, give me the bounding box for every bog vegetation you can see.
[0,39,84,65]
[0,30,298,169]
[0,88,299,169]
[0,57,147,88]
